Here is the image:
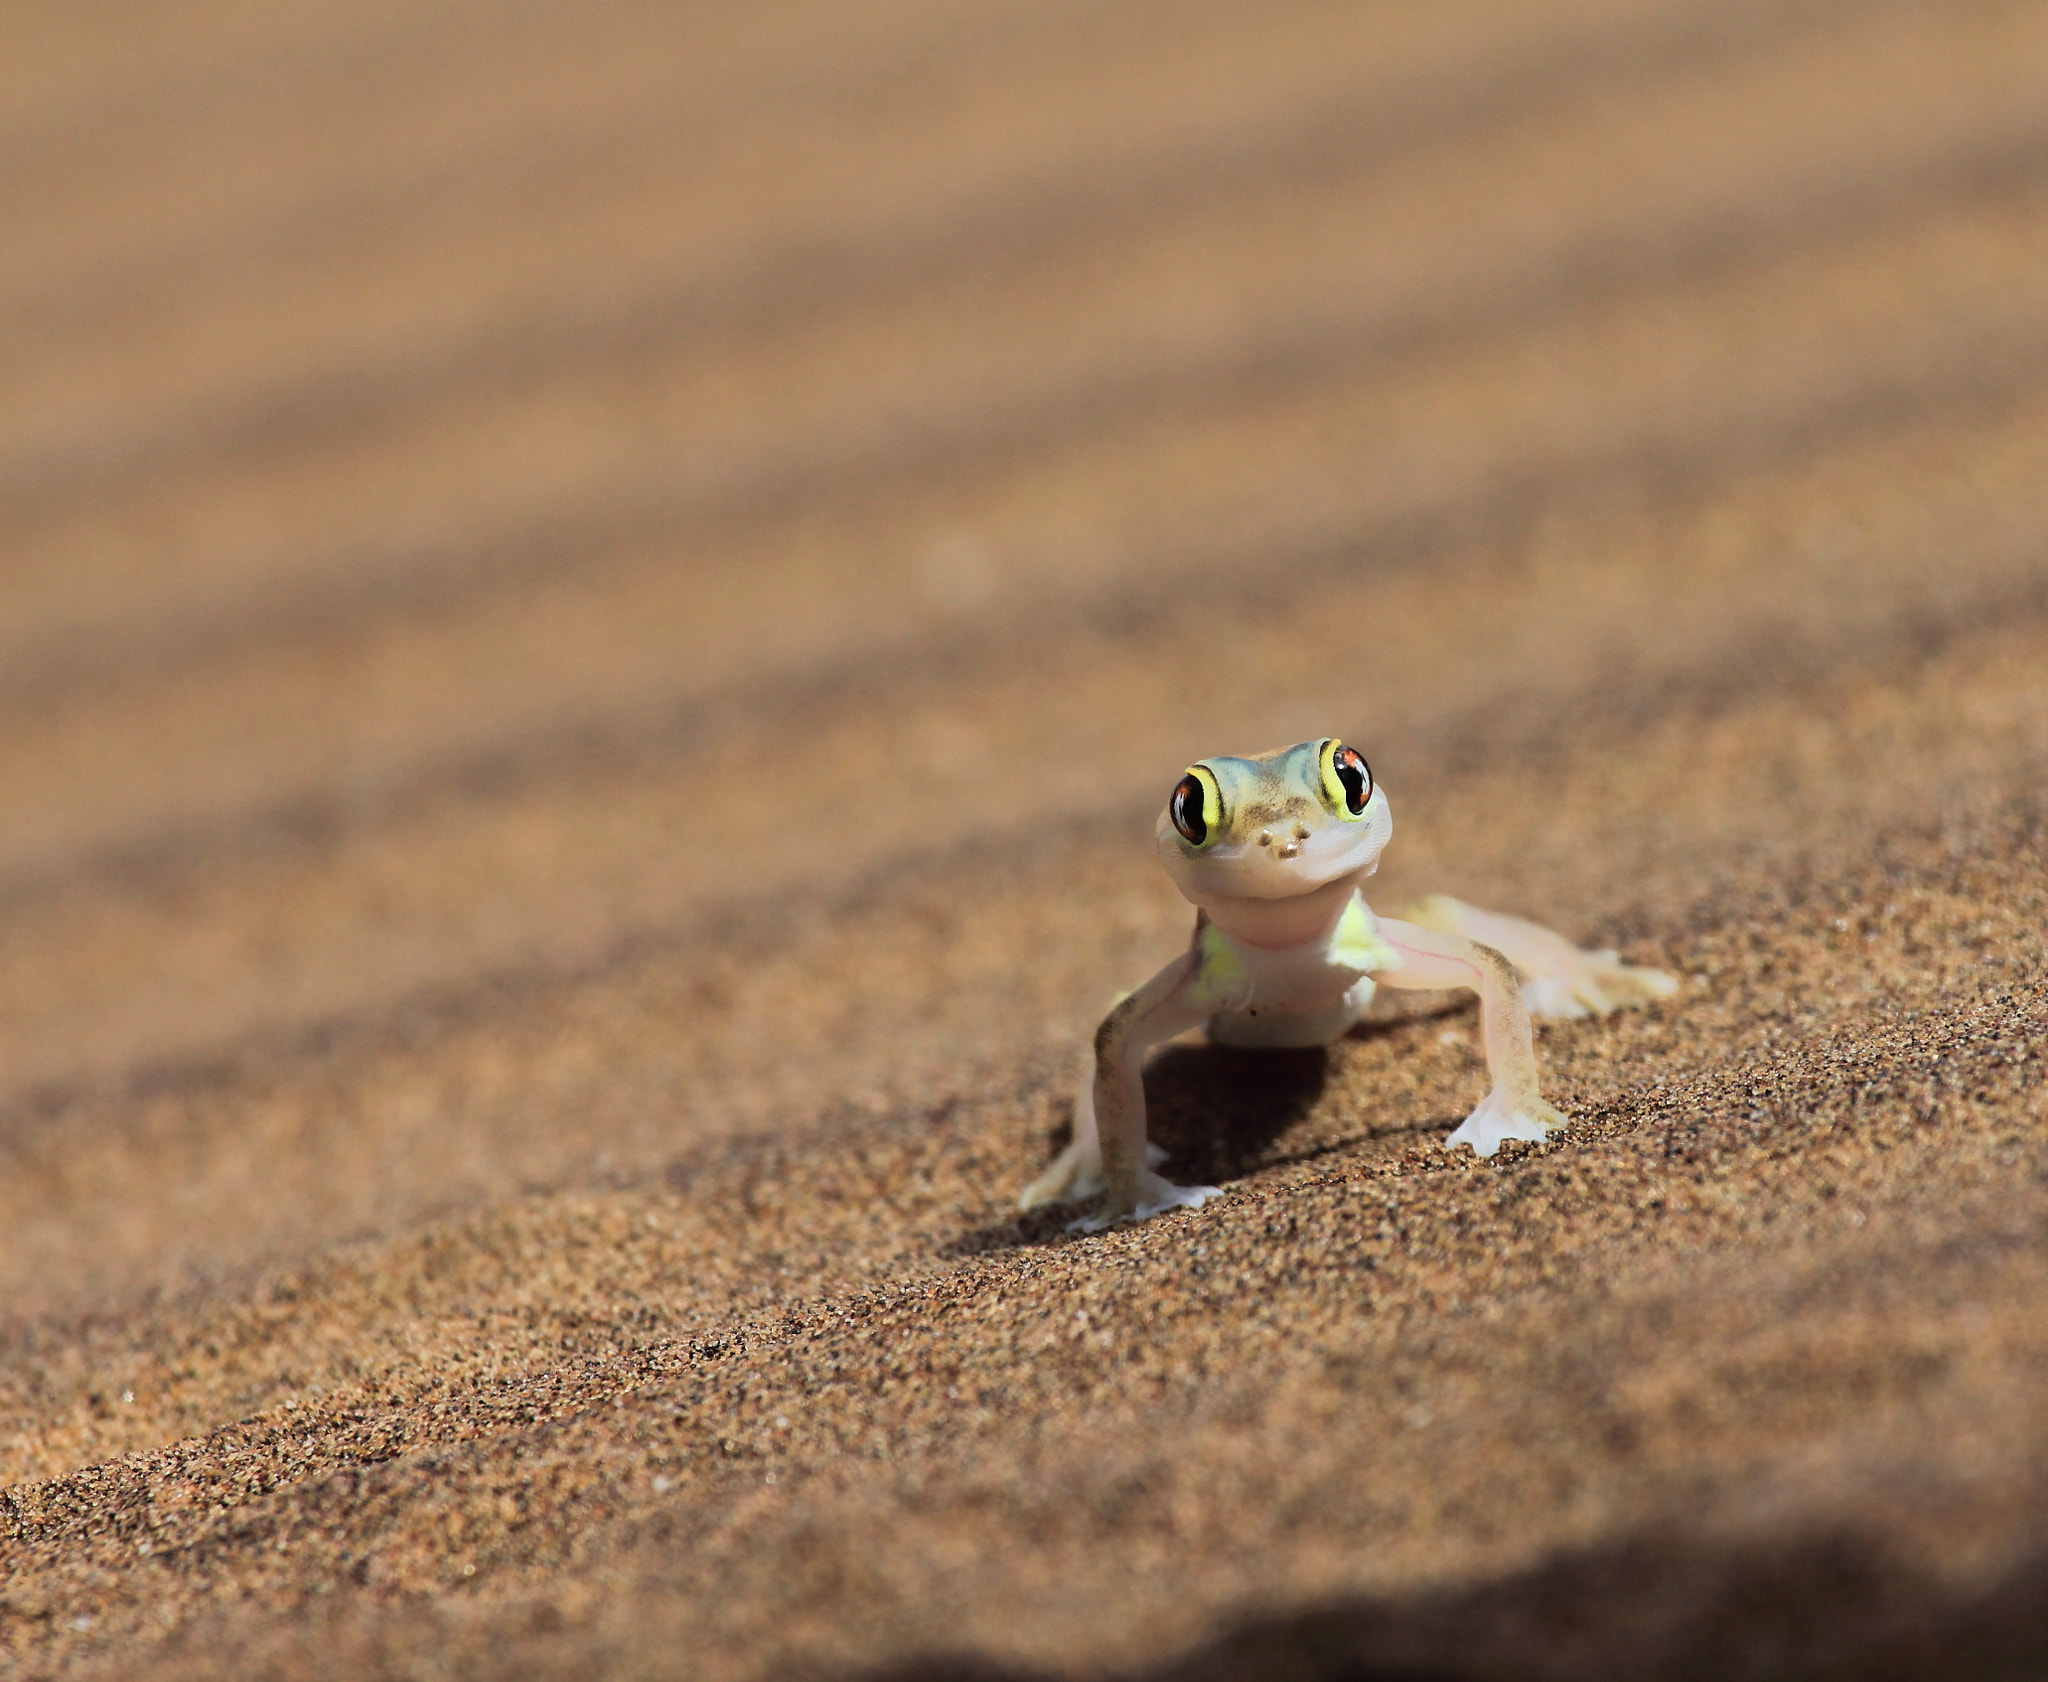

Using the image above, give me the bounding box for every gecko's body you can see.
[1020,738,1678,1228]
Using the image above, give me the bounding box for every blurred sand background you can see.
[3,1,2048,1676]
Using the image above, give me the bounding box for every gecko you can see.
[1019,738,1678,1230]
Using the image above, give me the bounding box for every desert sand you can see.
[3,1,2047,1677]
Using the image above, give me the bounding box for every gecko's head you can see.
[1154,738,1392,906]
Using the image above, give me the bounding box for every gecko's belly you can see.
[1205,943,1377,1049]
[1208,978,1376,1049]
[1195,891,1396,1049]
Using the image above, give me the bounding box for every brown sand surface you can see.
[4,1,2048,1676]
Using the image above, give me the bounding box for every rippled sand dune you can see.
[3,2,2047,1677]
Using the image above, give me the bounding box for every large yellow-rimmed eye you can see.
[1169,765,1222,846]
[1318,739,1374,818]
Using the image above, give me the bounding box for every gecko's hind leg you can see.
[1402,895,1679,1019]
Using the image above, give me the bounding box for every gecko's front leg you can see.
[1372,919,1569,1157]
[1047,950,1220,1231]
[1014,1064,1172,1212]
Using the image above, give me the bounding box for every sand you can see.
[3,1,2047,1676]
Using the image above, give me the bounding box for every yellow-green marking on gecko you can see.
[1187,919,1252,1014]
[1018,737,1682,1230]
[1328,892,1401,978]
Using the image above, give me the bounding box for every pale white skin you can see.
[1019,738,1679,1229]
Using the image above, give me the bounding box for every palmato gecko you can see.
[1021,738,1678,1229]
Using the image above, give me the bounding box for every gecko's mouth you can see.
[1186,846,1361,898]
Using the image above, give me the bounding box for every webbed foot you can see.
[1066,1169,1224,1233]
[1445,1088,1569,1157]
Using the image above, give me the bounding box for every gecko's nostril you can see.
[1295,824,1310,841]
[1257,832,1271,847]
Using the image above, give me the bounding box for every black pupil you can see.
[1171,774,1208,844]
[1334,746,1371,814]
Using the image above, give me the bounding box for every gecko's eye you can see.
[1319,739,1374,818]
[1169,768,1219,846]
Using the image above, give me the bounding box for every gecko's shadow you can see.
[1144,1041,1332,1183]
[944,1042,1330,1256]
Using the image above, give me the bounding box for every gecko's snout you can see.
[1266,822,1311,860]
